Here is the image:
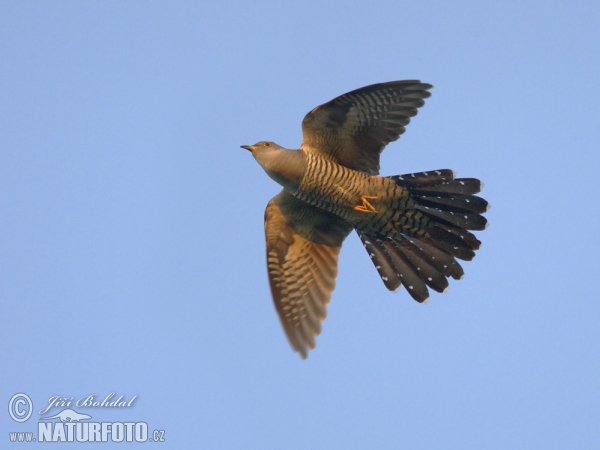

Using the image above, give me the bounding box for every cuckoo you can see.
[242,80,488,359]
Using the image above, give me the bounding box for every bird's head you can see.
[241,141,286,171]
[240,141,281,154]
[240,141,306,190]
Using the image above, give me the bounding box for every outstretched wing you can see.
[301,80,432,175]
[264,190,353,358]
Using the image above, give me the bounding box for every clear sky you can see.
[1,1,599,448]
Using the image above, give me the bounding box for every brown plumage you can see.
[242,80,488,358]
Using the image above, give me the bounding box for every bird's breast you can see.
[293,152,395,222]
[256,147,307,192]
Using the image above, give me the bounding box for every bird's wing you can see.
[301,80,432,175]
[264,190,353,358]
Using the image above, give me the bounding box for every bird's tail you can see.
[357,169,489,302]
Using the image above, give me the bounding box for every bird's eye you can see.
[263,142,271,147]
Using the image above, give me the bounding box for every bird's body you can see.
[243,80,488,358]
[256,146,398,223]
[295,150,397,223]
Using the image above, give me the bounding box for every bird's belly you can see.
[293,166,399,223]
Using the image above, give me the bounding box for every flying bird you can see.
[242,80,488,358]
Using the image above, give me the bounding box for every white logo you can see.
[40,408,92,423]
[7,392,166,443]
[8,393,33,423]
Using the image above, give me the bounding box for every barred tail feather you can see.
[358,234,402,292]
[359,170,488,302]
[390,237,449,294]
[390,170,487,196]
[416,204,487,231]
[391,169,455,187]
[415,193,489,214]
[358,231,452,302]
[426,226,478,261]
[407,236,464,280]
[391,169,488,258]
[391,170,488,230]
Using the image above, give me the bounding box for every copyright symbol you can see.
[8,393,33,422]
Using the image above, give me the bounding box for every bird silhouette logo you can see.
[40,408,92,422]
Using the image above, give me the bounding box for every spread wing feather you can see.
[301,80,432,175]
[264,191,353,358]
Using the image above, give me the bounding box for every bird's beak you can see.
[241,145,254,152]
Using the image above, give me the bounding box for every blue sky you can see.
[1,1,599,448]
